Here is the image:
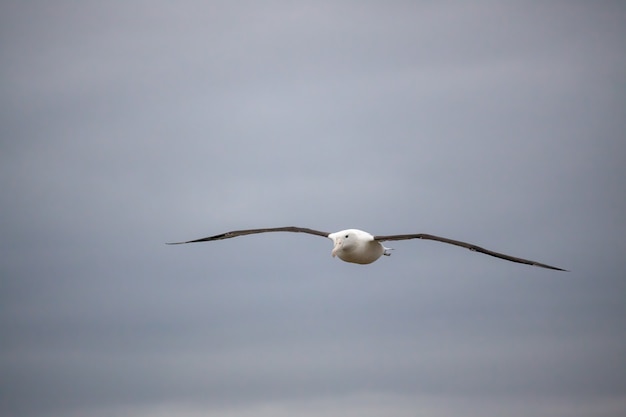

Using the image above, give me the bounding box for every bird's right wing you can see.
[166,226,330,244]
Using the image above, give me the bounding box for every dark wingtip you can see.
[538,263,569,272]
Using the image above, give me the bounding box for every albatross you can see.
[167,226,567,271]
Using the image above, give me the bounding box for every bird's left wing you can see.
[374,233,567,271]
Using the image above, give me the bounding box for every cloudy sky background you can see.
[1,1,625,416]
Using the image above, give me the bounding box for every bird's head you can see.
[329,229,370,258]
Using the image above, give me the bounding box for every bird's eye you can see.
[345,234,349,238]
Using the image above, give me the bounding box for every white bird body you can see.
[329,229,389,264]
[167,226,566,271]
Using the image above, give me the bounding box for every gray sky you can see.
[1,1,625,416]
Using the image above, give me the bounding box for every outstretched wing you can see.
[374,233,567,271]
[167,226,330,245]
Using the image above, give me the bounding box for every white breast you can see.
[329,229,385,264]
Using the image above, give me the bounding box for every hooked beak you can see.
[331,238,342,257]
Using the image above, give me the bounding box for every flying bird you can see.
[167,226,567,271]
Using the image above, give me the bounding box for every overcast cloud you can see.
[1,1,625,416]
